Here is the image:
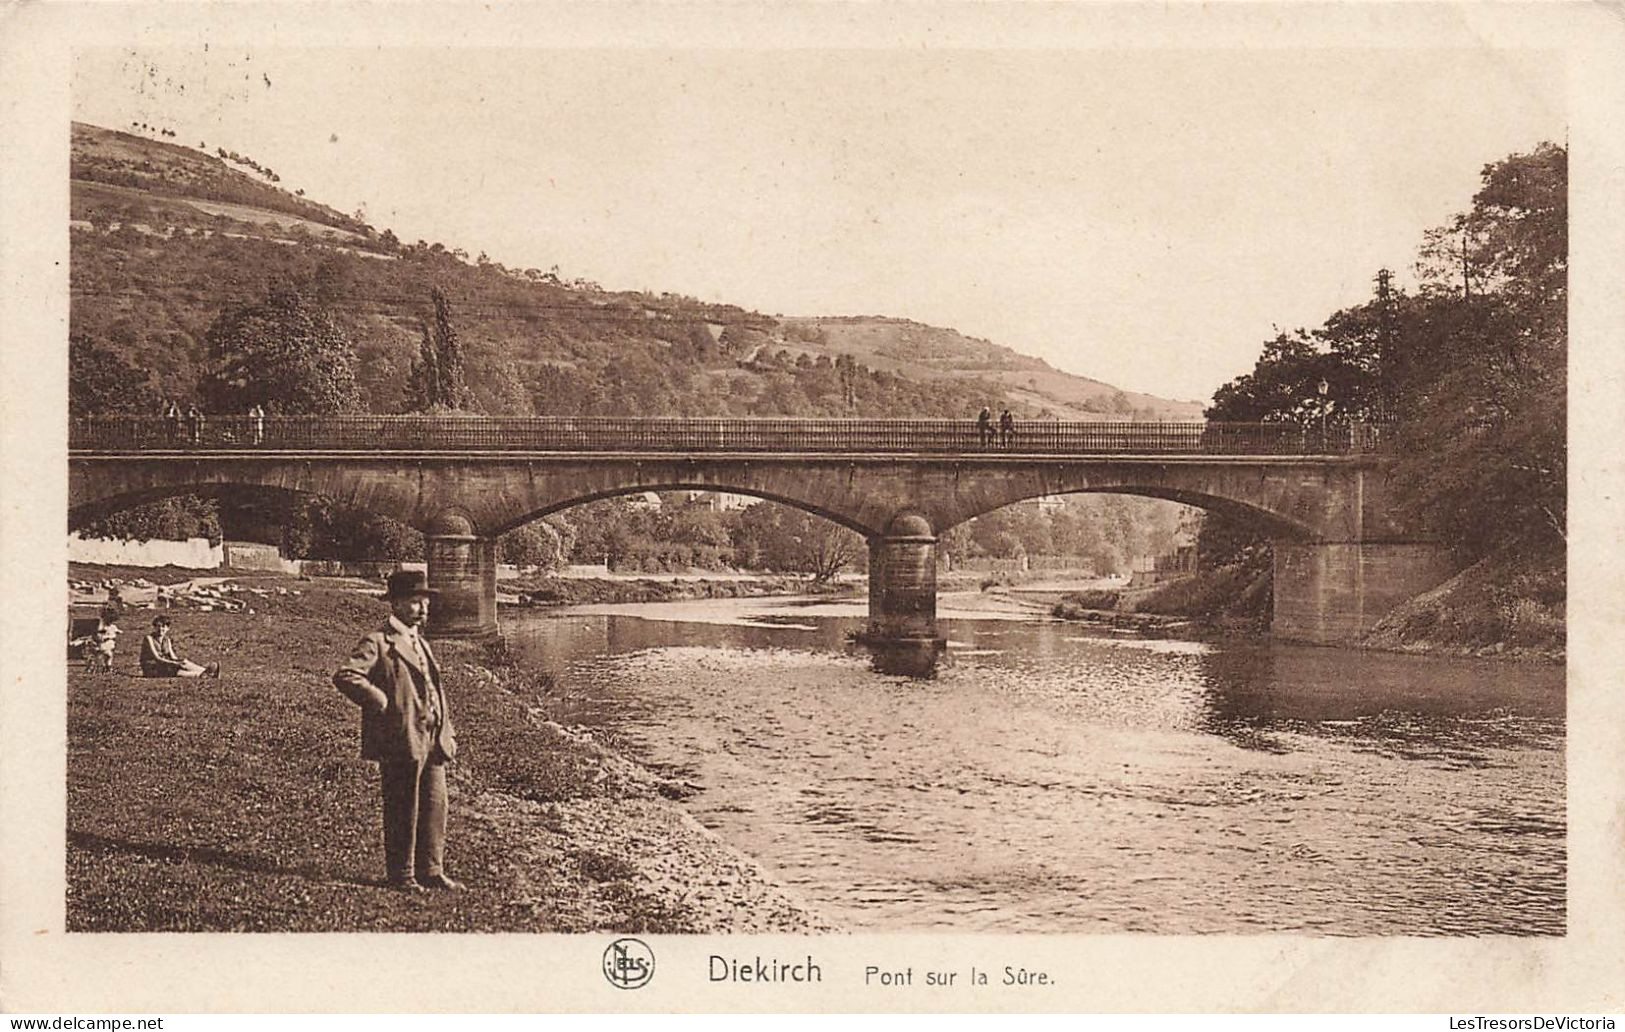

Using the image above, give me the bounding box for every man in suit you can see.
[333,570,463,892]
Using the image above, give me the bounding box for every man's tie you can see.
[409,631,440,725]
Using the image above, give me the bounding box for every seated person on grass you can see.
[92,609,121,672]
[140,615,219,678]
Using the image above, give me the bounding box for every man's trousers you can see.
[379,756,447,882]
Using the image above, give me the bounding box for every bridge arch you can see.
[490,481,872,538]
[68,457,552,539]
[912,460,1350,543]
[68,475,426,536]
[932,483,1316,541]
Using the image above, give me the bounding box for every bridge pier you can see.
[425,513,499,640]
[865,514,946,677]
[1271,540,1458,644]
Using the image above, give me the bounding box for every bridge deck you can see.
[71,416,1378,456]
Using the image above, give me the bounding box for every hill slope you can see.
[782,317,1200,419]
[69,121,1197,420]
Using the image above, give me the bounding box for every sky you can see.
[72,45,1565,402]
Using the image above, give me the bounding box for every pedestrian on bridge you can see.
[249,404,266,446]
[186,404,205,446]
[999,408,1015,449]
[164,399,182,444]
[333,570,463,893]
[977,406,994,447]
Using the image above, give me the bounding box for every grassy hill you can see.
[782,317,1201,419]
[69,121,1197,420]
[72,123,368,236]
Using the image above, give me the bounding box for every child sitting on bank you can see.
[140,615,219,678]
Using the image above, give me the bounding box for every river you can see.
[501,595,1565,935]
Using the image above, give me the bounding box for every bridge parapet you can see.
[70,415,1383,456]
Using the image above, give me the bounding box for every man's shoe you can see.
[386,875,424,893]
[418,873,465,891]
[207,663,221,679]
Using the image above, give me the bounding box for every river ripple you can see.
[503,600,1564,935]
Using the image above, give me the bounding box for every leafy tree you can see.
[500,520,565,570]
[728,502,861,581]
[402,323,441,412]
[293,497,423,560]
[198,286,361,414]
[82,495,221,545]
[69,333,160,416]
[1388,143,1565,555]
[1203,142,1565,561]
[402,287,474,411]
[431,287,472,409]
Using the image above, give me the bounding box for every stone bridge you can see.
[69,416,1456,673]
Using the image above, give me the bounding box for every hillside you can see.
[72,123,368,237]
[782,317,1201,419]
[69,121,1196,420]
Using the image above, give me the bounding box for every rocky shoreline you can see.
[456,661,837,933]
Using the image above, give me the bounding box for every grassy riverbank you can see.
[66,574,831,932]
[1360,551,1564,662]
[1050,553,1271,634]
[1050,549,1564,662]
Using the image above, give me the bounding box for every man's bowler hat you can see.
[384,569,439,600]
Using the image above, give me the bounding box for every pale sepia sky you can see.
[73,46,1565,402]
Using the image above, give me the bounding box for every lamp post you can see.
[1317,377,1330,452]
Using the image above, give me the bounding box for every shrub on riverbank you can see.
[1127,556,1272,625]
[1052,553,1270,630]
[1360,551,1564,661]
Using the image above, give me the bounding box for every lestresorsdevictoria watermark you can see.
[1450,1019,1615,1029]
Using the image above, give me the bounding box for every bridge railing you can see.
[68,415,1376,455]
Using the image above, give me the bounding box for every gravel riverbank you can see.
[66,572,832,933]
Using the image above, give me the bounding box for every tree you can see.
[500,521,566,570]
[402,288,474,411]
[1388,143,1566,556]
[69,333,160,417]
[431,288,472,409]
[82,495,221,546]
[728,502,861,581]
[801,520,861,583]
[401,324,440,412]
[310,255,357,308]
[1204,142,1566,560]
[198,286,361,414]
[289,497,423,560]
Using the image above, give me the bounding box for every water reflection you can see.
[1193,641,1564,761]
[501,604,1565,934]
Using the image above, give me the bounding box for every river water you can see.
[502,596,1565,935]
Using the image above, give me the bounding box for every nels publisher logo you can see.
[603,937,655,990]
